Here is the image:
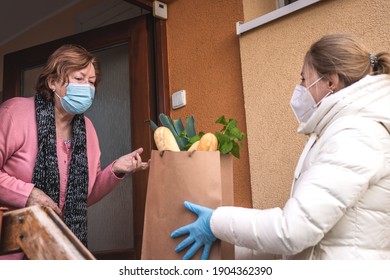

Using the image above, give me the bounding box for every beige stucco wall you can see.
[240,0,390,209]
[243,0,276,21]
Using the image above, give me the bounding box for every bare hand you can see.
[26,187,62,216]
[111,147,150,177]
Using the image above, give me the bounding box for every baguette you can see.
[197,133,218,151]
[154,126,180,151]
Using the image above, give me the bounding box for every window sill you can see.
[236,0,322,35]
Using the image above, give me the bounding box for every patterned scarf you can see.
[32,94,89,247]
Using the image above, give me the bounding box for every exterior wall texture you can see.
[239,0,390,209]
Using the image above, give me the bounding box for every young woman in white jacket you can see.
[171,33,390,260]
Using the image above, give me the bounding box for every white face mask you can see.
[290,76,332,123]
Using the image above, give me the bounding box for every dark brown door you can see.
[2,14,155,259]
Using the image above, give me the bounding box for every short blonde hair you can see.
[35,44,100,101]
[304,33,390,87]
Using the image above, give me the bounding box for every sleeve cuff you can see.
[110,161,126,179]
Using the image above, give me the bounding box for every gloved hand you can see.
[171,201,217,260]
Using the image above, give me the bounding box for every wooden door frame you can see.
[125,0,170,116]
[2,14,162,259]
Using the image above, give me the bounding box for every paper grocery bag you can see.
[141,150,234,260]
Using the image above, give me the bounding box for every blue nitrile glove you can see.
[171,201,217,260]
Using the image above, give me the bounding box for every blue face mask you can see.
[56,83,95,115]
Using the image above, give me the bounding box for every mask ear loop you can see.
[307,76,324,89]
[306,76,324,106]
[315,89,334,107]
[53,89,62,100]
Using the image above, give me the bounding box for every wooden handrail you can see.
[0,205,95,260]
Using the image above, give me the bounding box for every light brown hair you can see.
[304,33,390,87]
[35,44,100,101]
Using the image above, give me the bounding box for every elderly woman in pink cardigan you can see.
[0,44,150,258]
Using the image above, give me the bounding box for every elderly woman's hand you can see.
[111,147,150,177]
[26,188,62,216]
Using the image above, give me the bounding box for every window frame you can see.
[237,0,322,35]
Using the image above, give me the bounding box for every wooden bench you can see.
[0,205,95,260]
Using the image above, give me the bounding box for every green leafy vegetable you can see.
[158,114,188,151]
[185,116,196,138]
[147,114,245,157]
[145,119,158,132]
[180,130,204,150]
[215,115,246,158]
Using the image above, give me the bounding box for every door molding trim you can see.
[125,0,170,115]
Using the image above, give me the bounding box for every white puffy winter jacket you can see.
[210,74,390,259]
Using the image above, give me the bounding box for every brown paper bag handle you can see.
[158,150,197,157]
[188,150,197,157]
